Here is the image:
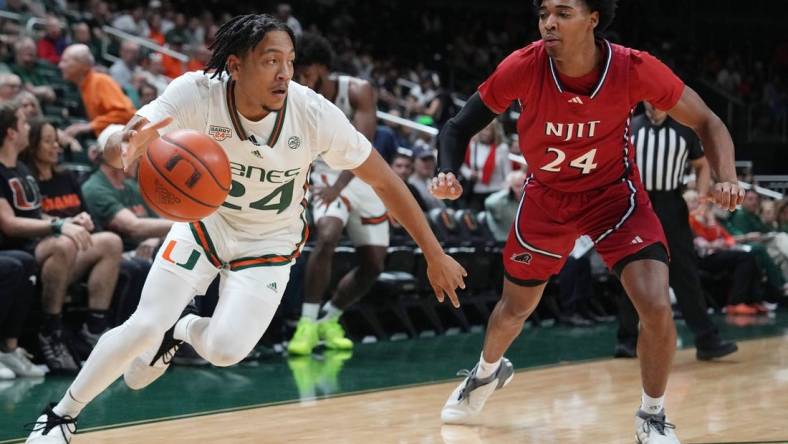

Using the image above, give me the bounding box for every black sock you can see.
[42,313,64,337]
[86,310,109,334]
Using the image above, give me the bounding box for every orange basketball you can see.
[138,129,231,222]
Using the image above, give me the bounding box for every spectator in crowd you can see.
[484,169,526,242]
[10,37,57,104]
[37,15,67,65]
[15,90,40,118]
[147,13,166,46]
[0,249,44,378]
[276,3,303,37]
[726,189,788,295]
[778,199,788,233]
[460,119,511,211]
[111,6,149,37]
[0,103,104,374]
[20,117,124,348]
[82,125,172,258]
[71,22,102,63]
[686,191,766,315]
[15,91,83,155]
[409,146,446,211]
[138,81,158,107]
[141,53,171,95]
[161,34,187,79]
[391,148,427,211]
[109,41,141,91]
[761,199,778,230]
[164,13,189,49]
[0,74,22,102]
[58,44,137,138]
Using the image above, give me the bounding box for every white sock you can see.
[319,302,343,322]
[173,314,200,342]
[302,303,320,321]
[53,390,87,418]
[640,390,665,415]
[475,352,501,379]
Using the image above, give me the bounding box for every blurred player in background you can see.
[288,32,387,356]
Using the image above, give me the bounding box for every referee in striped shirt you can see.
[616,101,738,361]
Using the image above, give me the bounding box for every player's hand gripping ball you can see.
[138,129,232,222]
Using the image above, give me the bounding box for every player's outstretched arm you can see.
[667,86,743,211]
[353,150,467,307]
[431,93,498,200]
[103,115,173,171]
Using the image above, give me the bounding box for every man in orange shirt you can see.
[58,44,136,138]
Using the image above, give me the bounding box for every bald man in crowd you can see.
[59,44,136,138]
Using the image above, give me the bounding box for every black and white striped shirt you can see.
[631,114,704,192]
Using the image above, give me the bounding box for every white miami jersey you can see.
[311,74,357,176]
[137,71,372,238]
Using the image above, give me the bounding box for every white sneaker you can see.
[635,410,680,443]
[0,347,46,377]
[441,358,514,424]
[25,403,77,443]
[0,360,15,379]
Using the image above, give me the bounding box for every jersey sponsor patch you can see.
[209,125,232,141]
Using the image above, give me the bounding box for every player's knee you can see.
[637,297,673,327]
[315,231,341,251]
[499,296,536,322]
[124,314,173,349]
[203,337,248,367]
[359,257,384,278]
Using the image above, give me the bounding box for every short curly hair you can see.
[533,0,618,33]
[295,32,334,70]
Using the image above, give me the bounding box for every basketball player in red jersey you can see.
[431,1,743,442]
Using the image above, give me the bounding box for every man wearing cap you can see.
[81,125,171,259]
[409,146,447,211]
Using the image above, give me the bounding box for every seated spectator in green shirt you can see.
[10,38,57,104]
[484,170,526,243]
[726,190,788,296]
[81,125,172,260]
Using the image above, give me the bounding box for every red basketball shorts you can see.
[502,176,668,284]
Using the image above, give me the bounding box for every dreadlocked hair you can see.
[205,14,296,79]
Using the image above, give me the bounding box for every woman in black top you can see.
[21,118,124,356]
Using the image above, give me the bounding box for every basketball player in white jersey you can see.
[25,15,466,443]
[287,32,386,355]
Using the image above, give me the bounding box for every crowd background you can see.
[0,0,786,380]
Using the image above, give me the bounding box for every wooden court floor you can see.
[73,335,788,444]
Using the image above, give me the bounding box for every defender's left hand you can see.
[426,253,467,308]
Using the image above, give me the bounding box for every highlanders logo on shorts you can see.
[209,125,232,141]
[287,136,301,150]
[510,252,533,264]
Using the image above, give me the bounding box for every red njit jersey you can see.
[479,40,685,192]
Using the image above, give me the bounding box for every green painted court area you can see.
[1,312,786,442]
